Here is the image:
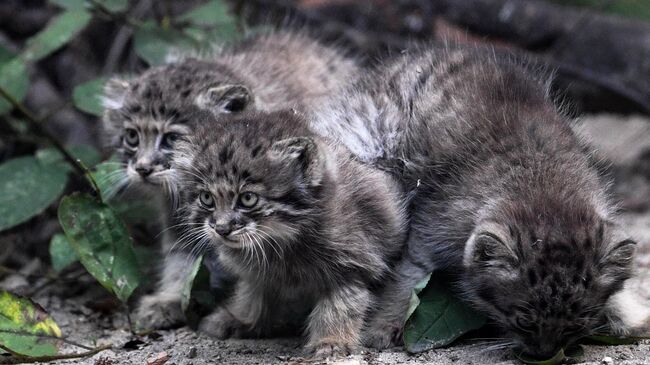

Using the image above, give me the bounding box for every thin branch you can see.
[0,87,102,199]
[0,344,112,364]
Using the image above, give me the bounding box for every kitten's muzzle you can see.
[135,165,153,177]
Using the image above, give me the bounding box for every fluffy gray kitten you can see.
[172,109,407,358]
[100,31,359,329]
[311,46,636,358]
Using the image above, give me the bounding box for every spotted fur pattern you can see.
[311,45,636,358]
[100,31,359,330]
[172,110,407,358]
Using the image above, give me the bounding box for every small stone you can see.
[276,355,289,361]
[188,347,198,359]
[147,351,170,365]
[602,356,614,365]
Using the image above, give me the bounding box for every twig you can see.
[0,87,102,199]
[0,344,112,364]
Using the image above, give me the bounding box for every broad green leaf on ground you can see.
[515,345,584,365]
[0,290,62,357]
[0,57,29,115]
[73,77,107,116]
[181,255,221,329]
[0,156,68,232]
[406,273,431,320]
[586,334,644,345]
[403,278,486,353]
[58,192,142,302]
[49,234,78,273]
[21,10,92,62]
[134,21,197,65]
[36,145,102,170]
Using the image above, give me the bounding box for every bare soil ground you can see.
[13,114,650,365]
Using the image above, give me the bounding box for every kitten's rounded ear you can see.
[464,227,518,277]
[102,78,130,110]
[195,84,252,114]
[598,224,636,286]
[270,137,324,186]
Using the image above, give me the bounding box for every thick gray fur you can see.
[99,30,359,330]
[310,45,636,358]
[172,110,407,358]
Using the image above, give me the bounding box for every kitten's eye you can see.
[161,132,180,148]
[238,192,258,208]
[124,128,139,147]
[516,317,534,332]
[199,191,215,209]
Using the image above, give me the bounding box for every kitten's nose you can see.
[135,165,153,177]
[213,224,232,237]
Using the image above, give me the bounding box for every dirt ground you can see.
[11,114,650,365]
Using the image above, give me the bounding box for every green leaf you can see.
[49,0,85,9]
[179,0,239,46]
[58,192,142,302]
[49,234,78,273]
[403,278,486,353]
[21,9,92,62]
[406,273,431,321]
[0,156,69,232]
[134,21,196,65]
[179,0,236,27]
[49,0,128,12]
[73,77,107,116]
[181,255,220,329]
[0,290,62,356]
[36,145,102,169]
[0,57,29,115]
[586,334,644,345]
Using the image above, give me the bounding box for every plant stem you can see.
[0,87,102,199]
[0,344,112,364]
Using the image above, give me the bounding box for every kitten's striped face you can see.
[464,218,635,359]
[174,113,322,266]
[100,60,253,197]
[109,103,190,187]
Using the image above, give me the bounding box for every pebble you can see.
[188,347,198,359]
[602,356,614,365]
[146,351,170,365]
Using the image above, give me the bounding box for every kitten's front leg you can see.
[134,252,189,329]
[199,280,265,339]
[364,254,433,349]
[305,284,371,359]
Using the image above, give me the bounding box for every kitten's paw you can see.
[363,319,403,349]
[198,309,247,339]
[134,294,185,330]
[306,340,353,360]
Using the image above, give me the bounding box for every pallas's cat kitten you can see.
[312,46,636,358]
[99,31,359,329]
[171,109,406,357]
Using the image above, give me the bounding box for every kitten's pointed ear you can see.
[196,84,252,113]
[464,227,518,277]
[102,78,130,110]
[270,137,324,186]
